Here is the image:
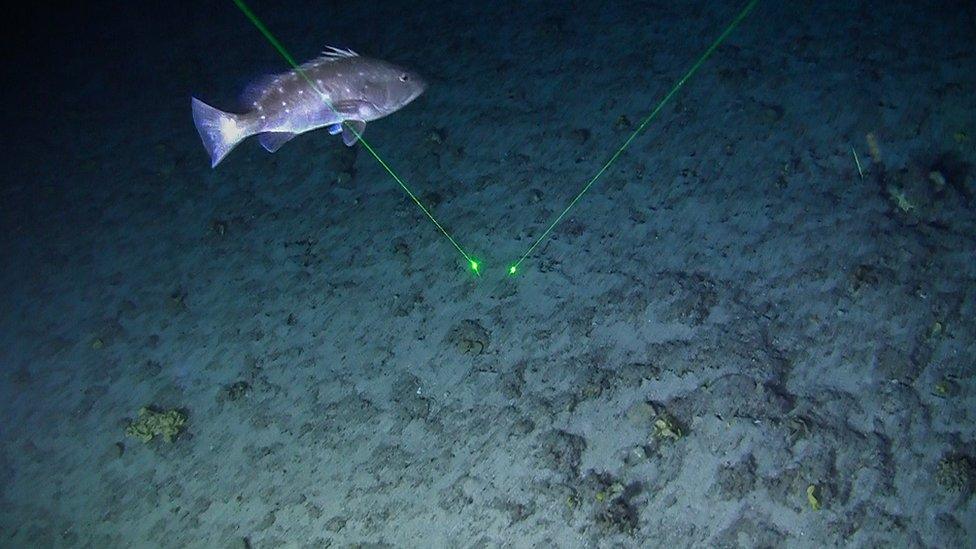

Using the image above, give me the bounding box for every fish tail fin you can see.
[191,97,252,168]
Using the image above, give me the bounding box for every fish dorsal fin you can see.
[294,46,360,74]
[239,73,284,106]
[320,46,359,59]
[240,48,361,107]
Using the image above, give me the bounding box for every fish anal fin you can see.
[259,132,297,153]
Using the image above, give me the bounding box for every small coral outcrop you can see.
[125,407,187,443]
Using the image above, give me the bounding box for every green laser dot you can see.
[470,260,479,272]
[509,266,517,275]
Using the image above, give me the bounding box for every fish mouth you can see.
[413,77,428,100]
[401,83,426,108]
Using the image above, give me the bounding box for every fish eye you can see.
[399,74,410,82]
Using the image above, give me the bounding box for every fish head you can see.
[357,59,427,117]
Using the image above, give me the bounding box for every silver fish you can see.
[191,47,426,167]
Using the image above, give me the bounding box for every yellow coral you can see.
[887,187,916,213]
[807,484,821,511]
[125,407,186,443]
[652,415,683,441]
[866,132,882,165]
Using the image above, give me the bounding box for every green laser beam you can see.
[508,0,759,274]
[230,0,479,275]
[851,145,864,179]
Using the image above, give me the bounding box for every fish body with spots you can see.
[191,47,426,167]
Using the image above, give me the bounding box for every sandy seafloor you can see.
[2,0,975,547]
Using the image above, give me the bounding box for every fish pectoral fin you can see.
[331,100,364,117]
[342,120,366,146]
[258,132,298,153]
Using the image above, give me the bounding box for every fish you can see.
[191,47,427,168]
